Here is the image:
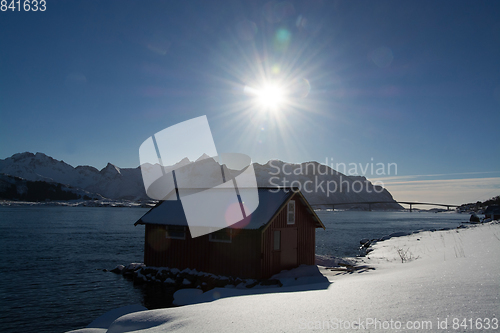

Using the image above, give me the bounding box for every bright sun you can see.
[256,84,285,110]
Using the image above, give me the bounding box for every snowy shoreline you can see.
[66,221,499,333]
[0,200,156,208]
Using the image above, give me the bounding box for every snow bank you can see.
[67,222,500,332]
[85,304,147,329]
[65,304,147,333]
[270,264,330,287]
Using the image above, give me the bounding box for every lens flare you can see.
[212,291,221,300]
[225,202,244,227]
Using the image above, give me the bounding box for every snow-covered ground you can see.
[67,222,500,333]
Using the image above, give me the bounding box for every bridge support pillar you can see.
[409,204,412,212]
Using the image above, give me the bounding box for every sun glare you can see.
[256,84,285,109]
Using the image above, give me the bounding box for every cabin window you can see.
[165,226,185,240]
[273,230,281,251]
[287,200,296,224]
[209,228,232,243]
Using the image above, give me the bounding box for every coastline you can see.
[0,200,156,208]
[67,221,500,332]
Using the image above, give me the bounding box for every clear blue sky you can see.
[1,0,499,204]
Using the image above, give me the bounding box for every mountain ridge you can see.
[0,152,402,209]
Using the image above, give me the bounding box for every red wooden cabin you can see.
[134,187,325,279]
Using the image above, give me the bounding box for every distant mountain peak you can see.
[11,151,67,166]
[195,153,211,162]
[171,157,191,169]
[10,152,36,161]
[101,162,121,175]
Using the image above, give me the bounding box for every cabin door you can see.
[280,228,297,270]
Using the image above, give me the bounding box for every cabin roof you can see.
[135,187,325,230]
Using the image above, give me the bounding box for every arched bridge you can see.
[313,201,460,212]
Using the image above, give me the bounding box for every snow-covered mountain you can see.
[0,152,401,208]
[0,152,146,201]
[253,160,401,208]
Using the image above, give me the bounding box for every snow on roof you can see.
[135,188,324,230]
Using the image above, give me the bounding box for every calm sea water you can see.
[0,206,470,333]
[315,210,468,257]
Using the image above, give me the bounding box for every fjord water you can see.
[0,207,469,333]
[0,207,148,333]
[315,210,467,257]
